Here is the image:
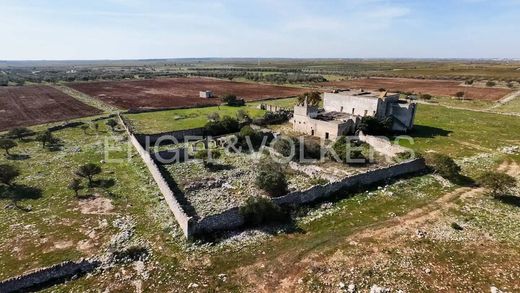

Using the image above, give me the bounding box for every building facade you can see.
[292,90,417,140]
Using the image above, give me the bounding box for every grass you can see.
[125,105,266,134]
[494,96,520,114]
[400,104,520,158]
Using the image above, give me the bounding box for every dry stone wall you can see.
[0,259,100,293]
[118,114,194,238]
[358,131,409,158]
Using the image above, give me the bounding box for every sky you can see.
[1,0,520,60]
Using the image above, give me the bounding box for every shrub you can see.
[357,116,392,135]
[486,81,496,87]
[207,112,220,122]
[255,159,288,197]
[300,139,322,160]
[236,109,251,122]
[420,94,432,100]
[222,94,245,106]
[254,111,290,126]
[204,116,239,136]
[424,153,460,179]
[0,164,19,186]
[455,91,465,98]
[476,171,516,198]
[194,149,221,168]
[6,127,34,140]
[106,119,118,131]
[465,79,474,85]
[239,197,286,226]
[272,136,296,157]
[330,136,366,164]
[451,222,463,231]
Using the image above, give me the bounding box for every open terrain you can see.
[323,77,512,101]
[0,86,102,131]
[0,101,520,291]
[67,77,309,110]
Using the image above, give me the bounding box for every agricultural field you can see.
[124,105,266,134]
[67,77,308,110]
[323,77,512,101]
[0,86,102,131]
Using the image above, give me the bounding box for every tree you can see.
[255,159,287,197]
[68,178,84,197]
[486,81,496,87]
[236,109,250,122]
[106,119,118,131]
[455,91,465,99]
[36,130,55,148]
[6,127,34,140]
[0,139,17,156]
[465,79,474,85]
[357,116,392,135]
[0,164,20,186]
[424,153,460,179]
[297,91,321,106]
[477,172,516,198]
[75,163,102,186]
[222,94,245,106]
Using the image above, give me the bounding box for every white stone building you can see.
[292,90,417,140]
[199,90,213,98]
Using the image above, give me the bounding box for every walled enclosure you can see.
[120,113,426,238]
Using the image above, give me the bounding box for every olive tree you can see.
[0,164,20,186]
[0,139,17,156]
[75,163,102,186]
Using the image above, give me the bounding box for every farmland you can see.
[67,77,309,110]
[323,77,512,101]
[0,86,102,131]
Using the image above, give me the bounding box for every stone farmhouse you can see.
[292,89,417,140]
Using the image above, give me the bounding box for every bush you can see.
[455,91,465,98]
[222,94,245,106]
[465,80,474,85]
[486,81,496,87]
[424,153,460,178]
[476,172,516,197]
[0,164,20,186]
[255,159,288,197]
[6,127,34,140]
[330,136,366,164]
[0,139,17,156]
[357,116,392,135]
[237,126,271,150]
[254,111,290,126]
[451,222,463,231]
[239,197,286,226]
[207,112,220,122]
[204,116,239,136]
[420,94,432,100]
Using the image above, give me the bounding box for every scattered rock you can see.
[347,283,356,293]
[491,286,504,293]
[370,285,390,293]
[416,229,428,238]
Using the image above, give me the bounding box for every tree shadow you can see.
[409,125,452,138]
[6,153,31,160]
[91,178,116,189]
[496,195,520,207]
[46,139,65,152]
[1,184,42,212]
[449,174,476,187]
[205,162,234,172]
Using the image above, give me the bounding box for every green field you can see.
[125,105,267,134]
[401,104,520,157]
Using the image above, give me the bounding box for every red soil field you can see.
[322,77,512,101]
[0,86,102,131]
[68,77,309,110]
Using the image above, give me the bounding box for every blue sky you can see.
[1,0,519,60]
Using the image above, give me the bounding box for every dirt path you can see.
[489,90,520,109]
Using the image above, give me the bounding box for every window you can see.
[325,132,329,139]
[311,130,315,136]
[352,108,355,115]
[340,106,344,112]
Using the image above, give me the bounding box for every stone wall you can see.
[273,158,425,206]
[193,207,244,234]
[134,127,205,146]
[258,103,290,112]
[0,259,100,293]
[118,114,194,238]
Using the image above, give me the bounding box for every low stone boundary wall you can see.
[192,158,426,234]
[0,259,100,293]
[358,131,409,158]
[273,158,425,206]
[134,127,205,146]
[118,114,194,238]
